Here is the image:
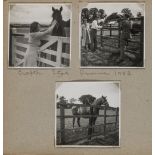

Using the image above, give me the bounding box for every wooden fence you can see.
[97,17,144,60]
[56,102,119,145]
[9,26,70,67]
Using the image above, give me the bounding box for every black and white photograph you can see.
[9,3,71,67]
[80,3,144,67]
[56,82,120,146]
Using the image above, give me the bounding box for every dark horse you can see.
[40,6,70,66]
[104,13,143,36]
[51,6,70,37]
[72,96,109,129]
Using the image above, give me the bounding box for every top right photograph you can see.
[80,3,145,68]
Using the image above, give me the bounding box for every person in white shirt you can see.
[90,12,104,52]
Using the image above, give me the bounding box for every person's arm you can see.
[98,19,105,23]
[31,20,57,39]
[93,20,102,29]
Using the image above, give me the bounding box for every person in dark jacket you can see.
[117,13,131,62]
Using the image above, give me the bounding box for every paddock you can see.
[9,24,70,67]
[81,17,144,67]
[56,102,119,145]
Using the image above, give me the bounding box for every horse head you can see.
[52,6,63,24]
[100,95,109,107]
[51,6,65,36]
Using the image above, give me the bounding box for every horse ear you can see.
[60,6,63,12]
[52,7,55,12]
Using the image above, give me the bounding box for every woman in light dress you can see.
[81,18,91,51]
[23,20,57,67]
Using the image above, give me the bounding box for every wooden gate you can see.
[10,26,70,67]
[97,17,144,60]
[56,102,119,145]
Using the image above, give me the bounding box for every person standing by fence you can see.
[90,12,104,52]
[23,20,57,67]
[117,12,131,62]
[81,18,91,51]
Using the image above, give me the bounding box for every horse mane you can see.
[92,98,101,106]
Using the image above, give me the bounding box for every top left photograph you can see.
[8,3,72,68]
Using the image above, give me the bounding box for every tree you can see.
[79,94,96,105]
[121,8,133,18]
[59,96,67,104]
[89,8,98,15]
[137,12,142,17]
[81,8,89,23]
[98,9,107,19]
[69,98,77,104]
[104,12,123,23]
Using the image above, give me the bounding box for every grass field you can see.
[56,108,119,145]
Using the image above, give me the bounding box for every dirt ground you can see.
[81,34,143,67]
[81,46,143,67]
[79,131,119,146]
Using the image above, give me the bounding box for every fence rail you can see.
[56,102,119,145]
[10,26,70,67]
[96,17,144,56]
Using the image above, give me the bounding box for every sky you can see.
[84,3,145,16]
[9,3,144,24]
[9,4,72,24]
[56,82,120,107]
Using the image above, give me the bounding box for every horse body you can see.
[72,96,109,128]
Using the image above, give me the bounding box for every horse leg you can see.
[88,117,93,140]
[73,117,75,128]
[77,117,81,127]
[92,117,97,133]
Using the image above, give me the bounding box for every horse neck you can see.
[51,19,65,36]
[93,98,102,105]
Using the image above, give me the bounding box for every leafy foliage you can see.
[79,94,96,105]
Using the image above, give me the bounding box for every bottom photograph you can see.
[55,81,120,146]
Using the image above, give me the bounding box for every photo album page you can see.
[4,0,152,155]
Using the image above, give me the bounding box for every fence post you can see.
[103,106,107,135]
[9,26,13,66]
[56,37,63,67]
[100,28,103,47]
[118,22,121,48]
[140,17,144,64]
[115,107,119,129]
[11,28,16,66]
[60,104,65,144]
[88,105,93,140]
[110,24,112,36]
